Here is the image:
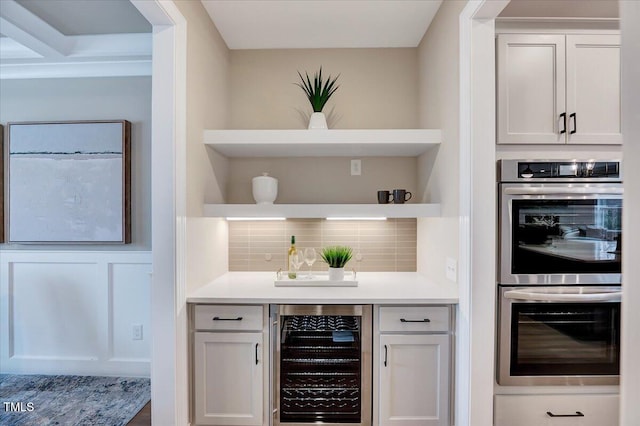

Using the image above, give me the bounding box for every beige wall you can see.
[416,0,466,284]
[175,0,231,290]
[229,219,416,272]
[229,48,419,129]
[227,157,417,204]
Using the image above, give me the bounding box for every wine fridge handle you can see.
[384,345,388,367]
[546,411,584,418]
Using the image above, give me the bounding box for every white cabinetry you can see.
[497,34,621,145]
[495,394,619,426]
[375,306,452,426]
[192,305,268,426]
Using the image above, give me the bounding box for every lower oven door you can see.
[497,286,621,385]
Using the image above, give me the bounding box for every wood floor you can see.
[127,402,151,425]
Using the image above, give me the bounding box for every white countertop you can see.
[187,272,459,304]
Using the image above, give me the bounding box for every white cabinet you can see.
[375,306,452,426]
[192,305,268,426]
[497,34,621,145]
[494,394,619,426]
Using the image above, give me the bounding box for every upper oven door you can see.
[499,183,622,285]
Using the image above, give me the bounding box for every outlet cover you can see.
[445,258,457,282]
[132,324,143,340]
[350,159,361,176]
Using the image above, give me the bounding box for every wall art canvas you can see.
[8,121,131,243]
[0,124,4,243]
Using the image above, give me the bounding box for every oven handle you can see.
[504,290,622,302]
[504,187,623,196]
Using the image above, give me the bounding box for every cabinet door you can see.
[497,34,566,144]
[566,35,621,144]
[495,394,619,426]
[194,332,263,426]
[379,334,450,426]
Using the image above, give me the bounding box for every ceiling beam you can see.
[0,0,73,58]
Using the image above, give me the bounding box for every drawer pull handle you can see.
[212,316,243,321]
[546,411,584,418]
[255,343,259,365]
[384,345,388,367]
[400,318,431,323]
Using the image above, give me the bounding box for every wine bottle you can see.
[288,235,297,279]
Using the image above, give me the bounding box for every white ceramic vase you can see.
[328,267,345,281]
[308,112,328,130]
[252,173,278,204]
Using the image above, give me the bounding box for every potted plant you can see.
[295,67,339,129]
[320,245,353,281]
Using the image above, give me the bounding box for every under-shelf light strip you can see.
[325,217,387,221]
[225,217,286,221]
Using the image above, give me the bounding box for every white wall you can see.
[0,250,151,376]
[416,1,466,285]
[0,76,152,377]
[229,48,418,129]
[0,77,152,250]
[620,2,640,424]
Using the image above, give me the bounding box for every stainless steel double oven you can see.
[497,160,622,386]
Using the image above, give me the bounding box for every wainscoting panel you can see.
[0,251,152,377]
[110,263,152,362]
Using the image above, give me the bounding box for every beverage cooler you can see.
[274,305,372,426]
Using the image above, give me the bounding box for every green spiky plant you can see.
[320,246,353,268]
[295,67,340,112]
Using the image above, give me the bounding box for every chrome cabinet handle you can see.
[547,411,584,418]
[384,345,388,367]
[255,343,259,365]
[400,318,431,323]
[212,316,243,321]
[559,112,567,134]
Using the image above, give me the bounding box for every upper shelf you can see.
[203,129,441,157]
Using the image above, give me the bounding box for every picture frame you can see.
[7,120,131,243]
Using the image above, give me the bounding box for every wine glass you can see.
[304,248,317,279]
[290,248,304,279]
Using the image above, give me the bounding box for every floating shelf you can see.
[204,203,441,219]
[203,129,441,157]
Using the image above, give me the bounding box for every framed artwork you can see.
[7,121,131,243]
[1,124,4,243]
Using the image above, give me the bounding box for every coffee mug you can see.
[393,189,412,204]
[377,190,392,204]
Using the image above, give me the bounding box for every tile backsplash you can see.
[229,219,416,272]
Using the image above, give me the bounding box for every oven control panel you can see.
[499,160,621,182]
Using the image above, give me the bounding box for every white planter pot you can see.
[328,267,345,281]
[308,112,328,130]
[252,173,278,204]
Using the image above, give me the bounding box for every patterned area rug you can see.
[0,374,150,426]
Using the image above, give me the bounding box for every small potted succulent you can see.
[320,245,353,281]
[295,67,340,129]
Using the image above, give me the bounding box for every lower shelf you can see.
[204,203,441,219]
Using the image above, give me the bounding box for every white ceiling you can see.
[499,0,618,19]
[201,0,443,49]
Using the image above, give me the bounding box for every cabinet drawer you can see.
[194,305,263,331]
[379,306,450,332]
[495,394,619,426]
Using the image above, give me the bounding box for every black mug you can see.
[377,190,392,204]
[393,189,412,204]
